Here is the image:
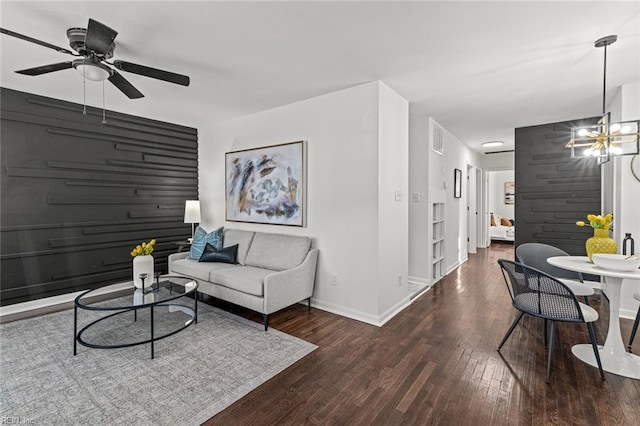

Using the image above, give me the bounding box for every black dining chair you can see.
[516,243,599,304]
[628,292,640,352]
[497,259,604,383]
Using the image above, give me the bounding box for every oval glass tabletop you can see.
[75,275,197,310]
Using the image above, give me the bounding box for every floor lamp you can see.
[184,200,201,242]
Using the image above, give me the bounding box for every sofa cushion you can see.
[209,266,274,297]
[244,232,311,271]
[199,244,238,264]
[171,258,237,281]
[190,226,224,260]
[223,229,255,265]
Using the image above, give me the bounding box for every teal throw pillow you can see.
[189,226,224,260]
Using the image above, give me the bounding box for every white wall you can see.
[427,118,481,275]
[407,114,482,289]
[482,151,514,170]
[488,170,515,221]
[408,117,430,289]
[377,84,410,318]
[199,81,409,325]
[605,81,640,319]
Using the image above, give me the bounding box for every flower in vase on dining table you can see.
[576,213,613,230]
[576,214,616,261]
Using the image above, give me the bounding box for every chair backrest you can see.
[516,243,583,282]
[497,259,585,323]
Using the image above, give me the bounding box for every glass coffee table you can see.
[74,275,198,359]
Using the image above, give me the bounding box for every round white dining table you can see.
[548,255,640,379]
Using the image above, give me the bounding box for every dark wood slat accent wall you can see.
[514,117,601,255]
[0,88,198,306]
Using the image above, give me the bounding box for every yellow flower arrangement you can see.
[576,213,613,230]
[130,239,156,257]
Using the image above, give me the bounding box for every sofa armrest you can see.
[168,252,190,274]
[263,249,319,314]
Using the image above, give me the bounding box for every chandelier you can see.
[565,35,640,164]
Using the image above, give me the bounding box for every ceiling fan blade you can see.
[84,19,117,55]
[113,60,190,86]
[0,27,76,55]
[16,61,73,76]
[108,71,144,99]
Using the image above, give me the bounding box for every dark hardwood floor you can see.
[202,242,640,425]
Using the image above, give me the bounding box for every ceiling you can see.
[1,1,639,153]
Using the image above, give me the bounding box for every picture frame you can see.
[225,141,305,226]
[504,181,515,205]
[454,168,462,198]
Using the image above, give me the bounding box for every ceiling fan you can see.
[0,18,190,99]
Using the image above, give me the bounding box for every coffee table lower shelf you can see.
[73,276,198,359]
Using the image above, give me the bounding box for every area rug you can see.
[0,298,316,425]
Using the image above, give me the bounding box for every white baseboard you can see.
[309,298,381,326]
[310,293,421,328]
[378,296,412,326]
[620,308,638,321]
[410,284,432,300]
[0,282,133,323]
[446,257,467,275]
[408,275,431,291]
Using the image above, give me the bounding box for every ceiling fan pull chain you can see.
[82,60,87,115]
[102,81,107,124]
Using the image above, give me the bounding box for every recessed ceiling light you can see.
[482,141,504,148]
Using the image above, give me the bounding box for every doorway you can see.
[486,169,515,246]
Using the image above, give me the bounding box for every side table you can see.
[171,240,191,253]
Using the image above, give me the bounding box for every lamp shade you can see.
[184,200,201,223]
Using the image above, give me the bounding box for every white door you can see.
[467,164,477,254]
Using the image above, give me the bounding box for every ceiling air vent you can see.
[432,123,444,155]
[484,150,515,155]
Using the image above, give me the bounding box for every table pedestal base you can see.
[572,344,640,379]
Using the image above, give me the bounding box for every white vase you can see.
[132,255,154,289]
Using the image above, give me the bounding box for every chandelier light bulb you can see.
[610,123,621,132]
[621,125,631,134]
[610,146,624,155]
[583,148,593,156]
[577,129,589,137]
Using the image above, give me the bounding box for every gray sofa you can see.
[168,229,318,330]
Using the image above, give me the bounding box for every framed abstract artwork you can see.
[504,181,515,205]
[453,168,462,198]
[225,141,305,226]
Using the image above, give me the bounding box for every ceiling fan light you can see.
[72,58,111,81]
[481,141,504,148]
[75,64,110,81]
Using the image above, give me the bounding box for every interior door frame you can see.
[467,164,477,254]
